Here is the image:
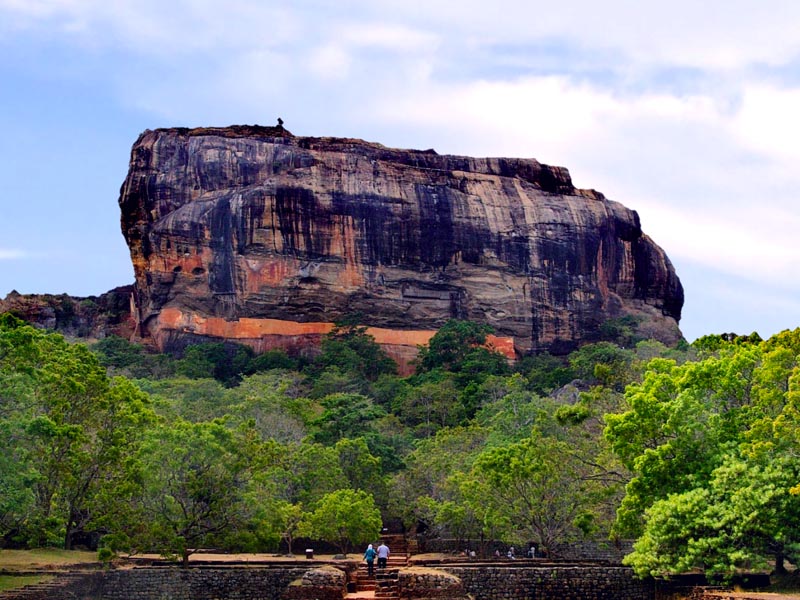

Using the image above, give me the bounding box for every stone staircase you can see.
[348,534,410,599]
[0,572,89,600]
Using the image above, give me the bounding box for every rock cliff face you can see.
[119,125,683,360]
[0,287,136,341]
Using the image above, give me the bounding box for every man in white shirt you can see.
[377,542,390,569]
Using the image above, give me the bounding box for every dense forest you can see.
[1,311,799,578]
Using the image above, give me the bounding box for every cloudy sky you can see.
[1,0,799,343]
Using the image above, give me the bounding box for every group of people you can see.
[493,545,536,559]
[363,541,390,575]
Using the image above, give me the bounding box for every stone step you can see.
[345,592,376,600]
[0,574,86,600]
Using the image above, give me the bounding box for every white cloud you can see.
[3,0,800,338]
[0,248,28,260]
[732,84,800,165]
[306,43,352,81]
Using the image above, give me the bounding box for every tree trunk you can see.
[774,551,787,575]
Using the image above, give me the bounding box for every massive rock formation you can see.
[118,125,683,361]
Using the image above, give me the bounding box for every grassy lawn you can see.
[0,574,53,591]
[0,548,98,571]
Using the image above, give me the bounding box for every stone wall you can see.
[441,565,654,600]
[2,563,654,600]
[49,566,316,600]
[399,568,470,600]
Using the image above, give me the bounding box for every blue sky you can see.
[2,0,800,343]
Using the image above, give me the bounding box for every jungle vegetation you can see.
[2,311,800,578]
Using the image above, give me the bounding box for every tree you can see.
[271,501,304,555]
[604,348,762,538]
[625,452,800,578]
[471,429,606,555]
[267,441,347,506]
[515,352,575,396]
[568,342,635,390]
[129,420,252,565]
[390,426,489,535]
[300,489,382,556]
[226,371,314,444]
[176,342,255,386]
[335,437,386,500]
[605,333,800,577]
[136,377,228,422]
[415,320,494,373]
[394,375,461,436]
[314,318,396,381]
[0,317,155,549]
[311,393,387,445]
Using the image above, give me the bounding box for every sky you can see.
[1,1,800,343]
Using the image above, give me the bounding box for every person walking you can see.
[364,544,377,576]
[377,541,390,569]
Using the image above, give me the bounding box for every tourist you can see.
[377,541,390,569]
[364,544,377,575]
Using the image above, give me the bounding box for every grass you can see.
[0,574,53,591]
[0,548,98,571]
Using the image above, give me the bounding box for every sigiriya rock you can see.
[114,124,683,364]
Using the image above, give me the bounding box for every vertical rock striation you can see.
[118,125,683,359]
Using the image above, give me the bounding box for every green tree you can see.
[515,352,575,395]
[471,429,606,555]
[390,426,489,534]
[569,342,634,390]
[335,438,384,492]
[310,393,387,445]
[226,371,315,443]
[314,318,396,381]
[177,342,255,386]
[0,317,155,548]
[129,420,252,565]
[300,489,382,556]
[268,441,348,506]
[91,335,177,379]
[605,333,800,576]
[604,348,761,538]
[625,452,800,578]
[415,320,493,373]
[136,377,229,422]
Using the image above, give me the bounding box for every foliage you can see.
[225,371,315,443]
[569,342,635,390]
[300,489,382,556]
[0,316,155,549]
[515,352,575,395]
[17,307,800,580]
[91,335,176,379]
[471,428,610,554]
[692,332,763,356]
[311,393,387,445]
[135,377,229,422]
[335,437,386,501]
[417,319,504,373]
[176,342,256,386]
[606,332,800,577]
[125,420,255,565]
[312,319,396,382]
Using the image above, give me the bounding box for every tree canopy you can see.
[8,308,800,579]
